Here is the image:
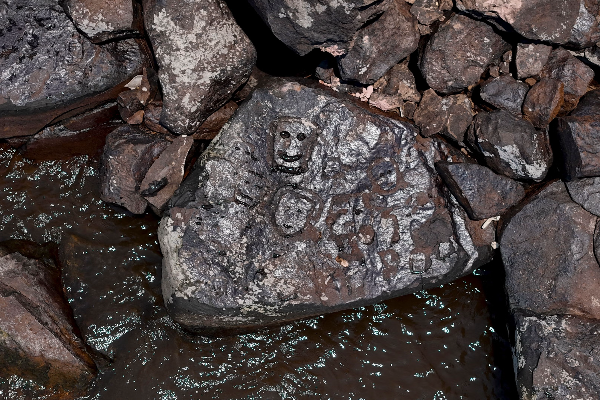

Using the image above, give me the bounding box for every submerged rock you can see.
[143,0,256,135]
[420,14,509,94]
[0,249,96,397]
[158,81,494,332]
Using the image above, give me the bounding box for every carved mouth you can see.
[279,152,303,162]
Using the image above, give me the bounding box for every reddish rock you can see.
[522,78,564,128]
[0,249,96,398]
[65,0,139,43]
[193,101,238,140]
[515,43,552,80]
[143,102,171,135]
[479,75,529,115]
[369,60,421,112]
[410,0,452,26]
[540,48,595,113]
[100,125,171,214]
[414,89,473,142]
[338,0,419,85]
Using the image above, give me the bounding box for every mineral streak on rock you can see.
[143,0,256,135]
[158,81,494,332]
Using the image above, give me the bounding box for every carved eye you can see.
[280,130,290,138]
[297,132,306,141]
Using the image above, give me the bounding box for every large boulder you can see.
[419,14,509,94]
[0,0,143,137]
[0,248,96,398]
[143,0,256,135]
[158,81,495,332]
[247,0,390,56]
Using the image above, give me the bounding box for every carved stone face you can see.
[273,188,321,237]
[269,117,317,174]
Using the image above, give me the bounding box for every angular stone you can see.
[338,0,419,85]
[0,0,142,115]
[158,81,494,332]
[455,0,580,45]
[420,14,509,94]
[540,48,595,113]
[566,177,600,217]
[192,101,239,140]
[65,0,137,43]
[556,115,600,180]
[570,88,600,118]
[479,75,529,115]
[100,125,171,214]
[140,136,194,212]
[501,181,600,318]
[0,251,96,396]
[410,0,452,26]
[413,89,473,143]
[143,0,256,135]
[567,0,600,49]
[516,43,552,79]
[468,110,552,181]
[369,59,421,111]
[513,313,600,400]
[522,78,564,128]
[435,162,525,220]
[247,0,390,56]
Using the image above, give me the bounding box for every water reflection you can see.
[0,144,515,399]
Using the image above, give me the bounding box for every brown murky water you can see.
[0,143,516,399]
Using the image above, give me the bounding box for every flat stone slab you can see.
[159,81,494,332]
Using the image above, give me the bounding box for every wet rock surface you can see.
[0,0,143,114]
[338,0,419,85]
[159,81,494,331]
[65,0,138,43]
[436,162,525,220]
[419,14,509,94]
[479,75,529,116]
[143,0,256,135]
[0,247,96,397]
[414,89,473,143]
[468,110,552,182]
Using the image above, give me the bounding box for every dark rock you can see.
[143,102,171,135]
[455,0,580,45]
[337,0,419,85]
[100,125,171,214]
[369,59,421,112]
[413,89,473,143]
[570,88,600,118]
[540,48,595,113]
[479,75,529,115]
[420,14,509,94]
[468,110,552,181]
[117,69,159,125]
[158,81,495,332]
[515,43,552,80]
[556,115,600,180]
[435,162,526,220]
[513,312,600,400]
[0,0,142,115]
[0,250,96,397]
[143,0,256,135]
[566,177,600,217]
[410,0,452,26]
[140,135,194,212]
[567,0,600,49]
[65,0,138,43]
[501,181,600,318]
[247,0,390,56]
[522,78,564,128]
[192,101,239,140]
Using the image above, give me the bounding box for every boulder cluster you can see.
[2,0,600,397]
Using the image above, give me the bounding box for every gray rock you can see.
[414,89,473,143]
[516,43,553,80]
[247,0,390,56]
[570,88,600,118]
[410,0,452,26]
[420,14,509,94]
[567,0,600,49]
[435,162,525,220]
[338,0,419,85]
[468,110,552,181]
[158,81,494,332]
[513,312,600,400]
[522,78,564,128]
[540,48,595,113]
[479,75,529,115]
[0,250,96,396]
[369,59,421,111]
[65,0,138,43]
[0,0,142,113]
[556,115,600,180]
[500,181,600,318]
[566,177,600,217]
[100,125,171,214]
[143,0,256,135]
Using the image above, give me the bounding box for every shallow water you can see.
[0,143,516,399]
